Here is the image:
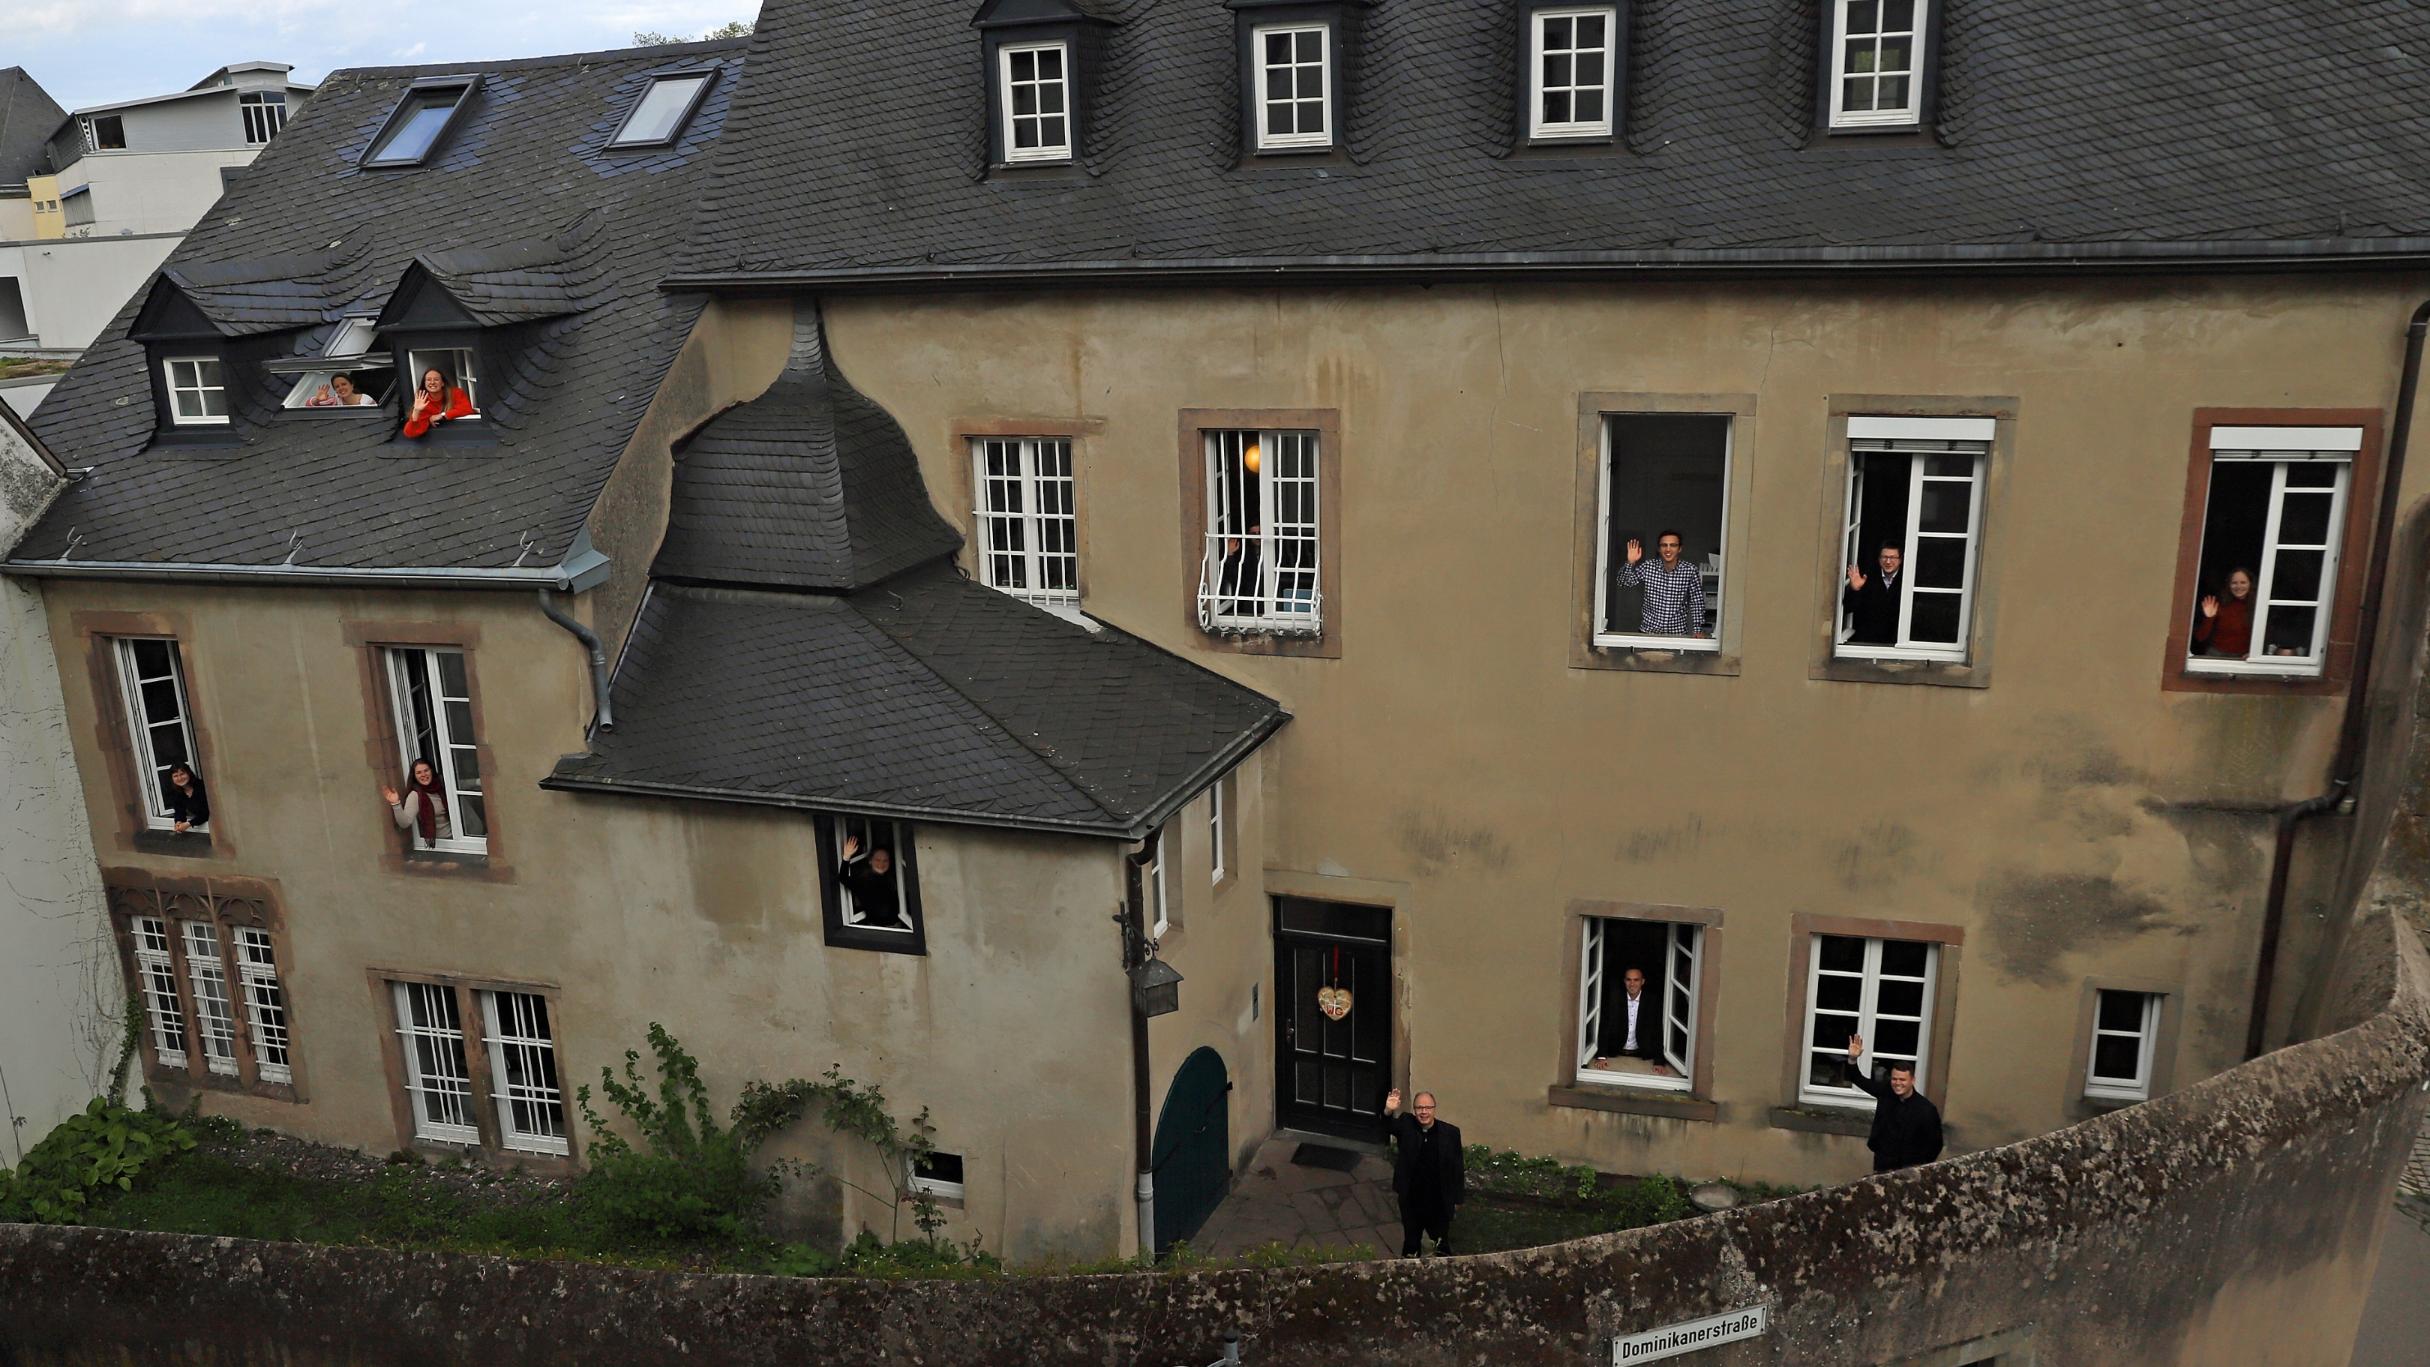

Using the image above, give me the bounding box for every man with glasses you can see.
[1620,530,1709,638]
[1382,1087,1465,1256]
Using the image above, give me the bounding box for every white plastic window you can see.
[132,916,189,1068]
[1575,918,1700,1093]
[1148,826,1171,938]
[404,347,481,418]
[2085,990,2162,1103]
[1837,416,1990,662]
[236,928,291,1084]
[910,1151,966,1202]
[111,637,200,830]
[240,91,289,145]
[1198,429,1322,635]
[480,990,568,1155]
[1253,24,1331,150]
[1531,8,1618,139]
[392,981,478,1144]
[284,317,392,409]
[383,647,488,854]
[612,73,712,147]
[1209,780,1227,886]
[163,356,229,425]
[1595,414,1730,650]
[1000,43,1072,162]
[972,437,1080,612]
[1801,934,1938,1106]
[2186,426,2359,678]
[1830,0,1927,128]
[833,817,915,933]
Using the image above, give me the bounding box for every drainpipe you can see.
[2245,297,2430,1059]
[536,589,615,736]
[1122,844,1157,1258]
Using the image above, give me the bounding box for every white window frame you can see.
[1147,825,1171,938]
[832,817,916,934]
[239,90,289,145]
[1208,780,1227,887]
[610,72,714,148]
[1529,7,1619,140]
[132,916,189,1069]
[2185,426,2359,679]
[111,636,201,831]
[391,980,480,1145]
[1197,429,1324,635]
[1252,23,1332,151]
[162,355,229,426]
[1799,935,1939,1108]
[1592,414,1731,652]
[1836,416,1990,663]
[181,921,241,1077]
[284,316,390,409]
[235,928,292,1085]
[1575,918,1700,1094]
[382,646,488,855]
[2085,990,2163,1103]
[971,436,1081,615]
[404,346,481,419]
[479,989,569,1155]
[1828,0,1928,129]
[998,42,1073,164]
[909,1151,967,1202]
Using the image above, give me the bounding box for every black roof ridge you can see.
[326,36,748,82]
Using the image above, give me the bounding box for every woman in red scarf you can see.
[401,366,474,438]
[382,758,453,847]
[2193,566,2256,658]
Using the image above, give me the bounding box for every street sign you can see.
[1610,1305,1770,1363]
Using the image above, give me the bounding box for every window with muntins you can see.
[999,43,1073,163]
[611,72,714,148]
[1253,24,1331,151]
[120,901,296,1094]
[822,815,927,953]
[1829,0,1926,128]
[236,928,292,1084]
[1209,779,1228,886]
[183,921,241,1077]
[1597,414,1729,648]
[111,636,201,831]
[162,356,229,426]
[1837,416,1990,661]
[392,980,479,1145]
[1801,934,1937,1106]
[972,437,1079,611]
[132,917,189,1069]
[2185,426,2359,677]
[2085,990,2161,1103]
[1576,917,1700,1093]
[382,646,488,854]
[1531,7,1618,139]
[240,91,289,144]
[480,990,568,1155]
[1198,429,1322,634]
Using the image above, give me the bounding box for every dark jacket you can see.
[1386,1112,1465,1206]
[166,776,210,828]
[1607,992,1661,1062]
[1842,570,1902,645]
[837,853,905,928]
[1845,1060,1944,1171]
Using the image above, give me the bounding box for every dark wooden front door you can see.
[1274,897,1392,1141]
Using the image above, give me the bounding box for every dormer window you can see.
[283,317,396,409]
[1528,6,1619,141]
[610,70,716,149]
[999,43,1072,163]
[362,77,479,168]
[401,346,482,437]
[1252,24,1331,151]
[973,1,1111,171]
[1824,0,1935,131]
[162,357,229,426]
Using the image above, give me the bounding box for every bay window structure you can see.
[1824,0,1933,131]
[609,70,717,149]
[971,436,1080,612]
[2084,990,2163,1104]
[162,356,229,426]
[480,990,570,1155]
[1197,429,1322,635]
[112,886,297,1098]
[1252,24,1332,152]
[240,90,290,144]
[109,636,202,832]
[1575,917,1702,1093]
[819,815,927,954]
[1595,414,1729,648]
[1800,934,1938,1107]
[381,646,488,854]
[391,980,479,1145]
[2183,425,2359,677]
[998,43,1072,163]
[1836,416,1990,662]
[1528,6,1619,141]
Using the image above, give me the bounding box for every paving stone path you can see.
[1189,1137,1400,1258]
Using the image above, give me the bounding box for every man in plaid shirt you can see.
[1621,530,1708,638]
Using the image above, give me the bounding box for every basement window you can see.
[610,71,716,148]
[910,1151,966,1203]
[362,78,479,167]
[2084,990,2162,1104]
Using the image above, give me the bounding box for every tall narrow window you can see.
[110,637,201,830]
[132,916,189,1069]
[182,921,241,1077]
[1837,416,1990,661]
[236,928,292,1084]
[162,356,229,426]
[1253,24,1331,151]
[480,990,568,1155]
[2085,990,2162,1103]
[1829,0,1927,128]
[239,90,289,144]
[1801,934,1938,1107]
[1148,825,1171,938]
[382,647,488,854]
[1530,8,1618,140]
[392,980,479,1144]
[1209,779,1228,887]
[1596,414,1729,649]
[1576,917,1701,1093]
[823,815,927,953]
[972,437,1080,611]
[1198,429,1322,634]
[999,43,1072,163]
[2185,426,2359,677]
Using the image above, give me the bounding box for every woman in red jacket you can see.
[2193,566,2256,658]
[401,366,475,438]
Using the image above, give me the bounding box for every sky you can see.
[11,1,757,112]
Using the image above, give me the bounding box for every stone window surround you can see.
[367,966,576,1173]
[105,870,302,1105]
[946,415,1101,613]
[1175,406,1344,660]
[1769,912,1963,1139]
[341,618,514,884]
[70,608,231,863]
[1548,898,1725,1124]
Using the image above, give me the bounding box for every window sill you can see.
[1813,651,1988,690]
[824,927,929,957]
[2181,660,2326,681]
[1547,1084,1716,1124]
[1573,638,1739,678]
[1766,1104,1871,1138]
[133,828,215,858]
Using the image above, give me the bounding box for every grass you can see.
[0,357,71,381]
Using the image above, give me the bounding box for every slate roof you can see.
[4,40,746,574]
[546,565,1286,838]
[680,0,2430,281]
[0,68,65,187]
[654,313,964,591]
[150,250,365,337]
[388,240,589,328]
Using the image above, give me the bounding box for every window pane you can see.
[2278,491,2335,546]
[1294,30,1320,61]
[2260,606,2318,657]
[141,679,181,721]
[1265,31,1292,62]
[1845,41,1876,75]
[374,102,456,163]
[1842,77,1872,112]
[1808,1053,1848,1088]
[1872,1018,1921,1058]
[1875,978,1926,1019]
[616,75,707,145]
[436,651,469,696]
[1918,480,1970,534]
[1877,74,1911,109]
[1908,591,1962,643]
[1913,537,1967,589]
[2092,1034,2141,1081]
[1547,54,1573,87]
[2285,463,2340,489]
[131,638,174,676]
[1884,0,1914,30]
[1578,14,1606,45]
[1819,935,1865,972]
[1879,939,1930,978]
[1040,86,1065,116]
[456,794,489,837]
[2096,991,2146,1032]
[1850,1,1880,34]
[1818,975,1863,1013]
[2269,549,2325,603]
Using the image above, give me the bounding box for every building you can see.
[6,0,2430,1271]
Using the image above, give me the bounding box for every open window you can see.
[610,70,717,149]
[1835,416,1990,662]
[399,345,482,436]
[1596,414,1728,649]
[1197,428,1323,635]
[282,317,395,410]
[910,1151,967,1203]
[1147,825,1173,937]
[1527,6,1621,141]
[1799,934,1938,1107]
[1576,916,1700,1093]
[381,646,489,856]
[480,990,570,1155]
[971,436,1080,612]
[82,114,126,152]
[361,77,479,168]
[2184,425,2360,678]
[109,636,206,834]
[819,815,928,955]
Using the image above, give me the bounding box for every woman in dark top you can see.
[838,832,905,929]
[2194,566,2256,657]
[165,762,210,833]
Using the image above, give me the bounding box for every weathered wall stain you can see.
[1616,813,1705,864]
[1395,810,1514,875]
[1978,871,2191,985]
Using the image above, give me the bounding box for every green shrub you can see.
[0,1098,198,1224]
[835,1229,1003,1279]
[574,1024,776,1243]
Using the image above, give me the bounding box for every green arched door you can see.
[1151,1047,1232,1258]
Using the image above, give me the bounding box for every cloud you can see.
[396,42,428,60]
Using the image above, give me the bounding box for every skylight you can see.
[363,79,478,168]
[611,72,715,149]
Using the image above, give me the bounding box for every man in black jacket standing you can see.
[1383,1087,1464,1256]
[1844,1034,1943,1172]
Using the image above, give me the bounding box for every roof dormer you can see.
[1816,0,1942,135]
[1225,0,1374,158]
[972,0,1117,170]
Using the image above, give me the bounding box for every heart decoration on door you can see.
[1317,947,1354,1021]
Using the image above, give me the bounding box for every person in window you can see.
[1217,522,1264,616]
[1621,531,1709,638]
[164,761,210,833]
[1842,542,1905,645]
[1843,1033,1943,1173]
[2192,567,2255,657]
[330,373,376,407]
[401,366,474,438]
[838,832,906,929]
[303,382,339,408]
[382,758,453,847]
[1589,966,1674,1077]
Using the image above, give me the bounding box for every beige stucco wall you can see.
[819,272,2430,1188]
